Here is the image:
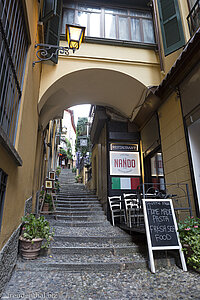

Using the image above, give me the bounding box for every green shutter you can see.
[44,0,62,64]
[157,0,185,56]
[40,0,57,23]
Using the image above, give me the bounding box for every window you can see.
[0,169,8,232]
[0,0,29,145]
[187,0,200,36]
[62,1,155,44]
[157,0,185,56]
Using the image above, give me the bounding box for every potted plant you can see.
[178,216,200,270]
[56,166,61,177]
[42,193,53,212]
[19,214,54,259]
[75,175,82,183]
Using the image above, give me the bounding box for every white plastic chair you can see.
[108,196,125,226]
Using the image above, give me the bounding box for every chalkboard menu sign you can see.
[143,199,187,273]
[145,200,179,247]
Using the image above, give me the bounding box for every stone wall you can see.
[24,196,33,215]
[0,225,21,298]
[0,196,33,297]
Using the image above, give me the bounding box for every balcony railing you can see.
[187,0,200,36]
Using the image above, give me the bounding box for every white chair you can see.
[108,196,125,226]
[123,193,139,228]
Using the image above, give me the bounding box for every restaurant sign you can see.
[110,151,141,176]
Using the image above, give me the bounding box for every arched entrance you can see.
[38,68,148,128]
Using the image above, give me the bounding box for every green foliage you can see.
[75,175,82,183]
[72,167,77,173]
[40,190,45,198]
[44,193,53,211]
[21,214,54,249]
[178,216,200,269]
[60,138,73,160]
[75,117,91,157]
[55,181,60,192]
[56,166,61,176]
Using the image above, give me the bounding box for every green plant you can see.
[39,190,45,199]
[56,166,61,176]
[44,193,53,211]
[72,167,77,173]
[21,214,54,249]
[75,175,82,183]
[55,181,60,192]
[178,216,200,269]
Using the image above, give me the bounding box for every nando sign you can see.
[110,151,141,176]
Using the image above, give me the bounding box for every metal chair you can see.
[108,196,125,226]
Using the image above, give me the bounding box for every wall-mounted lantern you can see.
[33,24,86,66]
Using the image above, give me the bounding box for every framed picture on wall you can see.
[45,180,53,190]
[49,171,55,180]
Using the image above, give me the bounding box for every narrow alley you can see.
[1,170,200,300]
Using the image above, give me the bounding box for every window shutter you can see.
[44,0,62,64]
[157,0,185,56]
[41,0,57,23]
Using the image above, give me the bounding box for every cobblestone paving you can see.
[2,267,200,299]
[2,170,200,300]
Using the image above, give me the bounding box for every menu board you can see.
[144,200,179,247]
[143,199,187,273]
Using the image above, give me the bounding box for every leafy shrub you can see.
[21,214,54,248]
[178,216,200,269]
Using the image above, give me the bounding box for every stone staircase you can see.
[15,169,174,273]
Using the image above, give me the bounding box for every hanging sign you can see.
[110,151,141,176]
[143,199,187,273]
[110,144,138,152]
[80,138,88,146]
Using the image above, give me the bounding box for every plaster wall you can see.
[91,125,107,212]
[38,42,162,124]
[158,94,195,218]
[0,0,41,249]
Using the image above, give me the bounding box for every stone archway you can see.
[38,68,148,128]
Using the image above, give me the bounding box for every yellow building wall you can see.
[158,93,195,218]
[0,0,42,249]
[38,42,162,110]
[90,125,107,212]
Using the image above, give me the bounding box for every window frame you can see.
[61,1,156,45]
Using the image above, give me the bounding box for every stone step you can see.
[55,210,105,216]
[16,253,176,272]
[57,195,98,199]
[53,236,133,243]
[55,214,106,221]
[50,245,141,255]
[55,206,102,211]
[56,201,100,206]
[16,253,148,271]
[55,207,103,212]
[54,219,109,227]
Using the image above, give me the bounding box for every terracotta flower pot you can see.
[42,203,49,212]
[19,236,43,259]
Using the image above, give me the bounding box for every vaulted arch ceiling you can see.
[38,68,148,128]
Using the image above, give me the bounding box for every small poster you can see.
[110,151,141,176]
[45,180,53,189]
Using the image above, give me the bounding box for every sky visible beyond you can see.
[70,104,91,125]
